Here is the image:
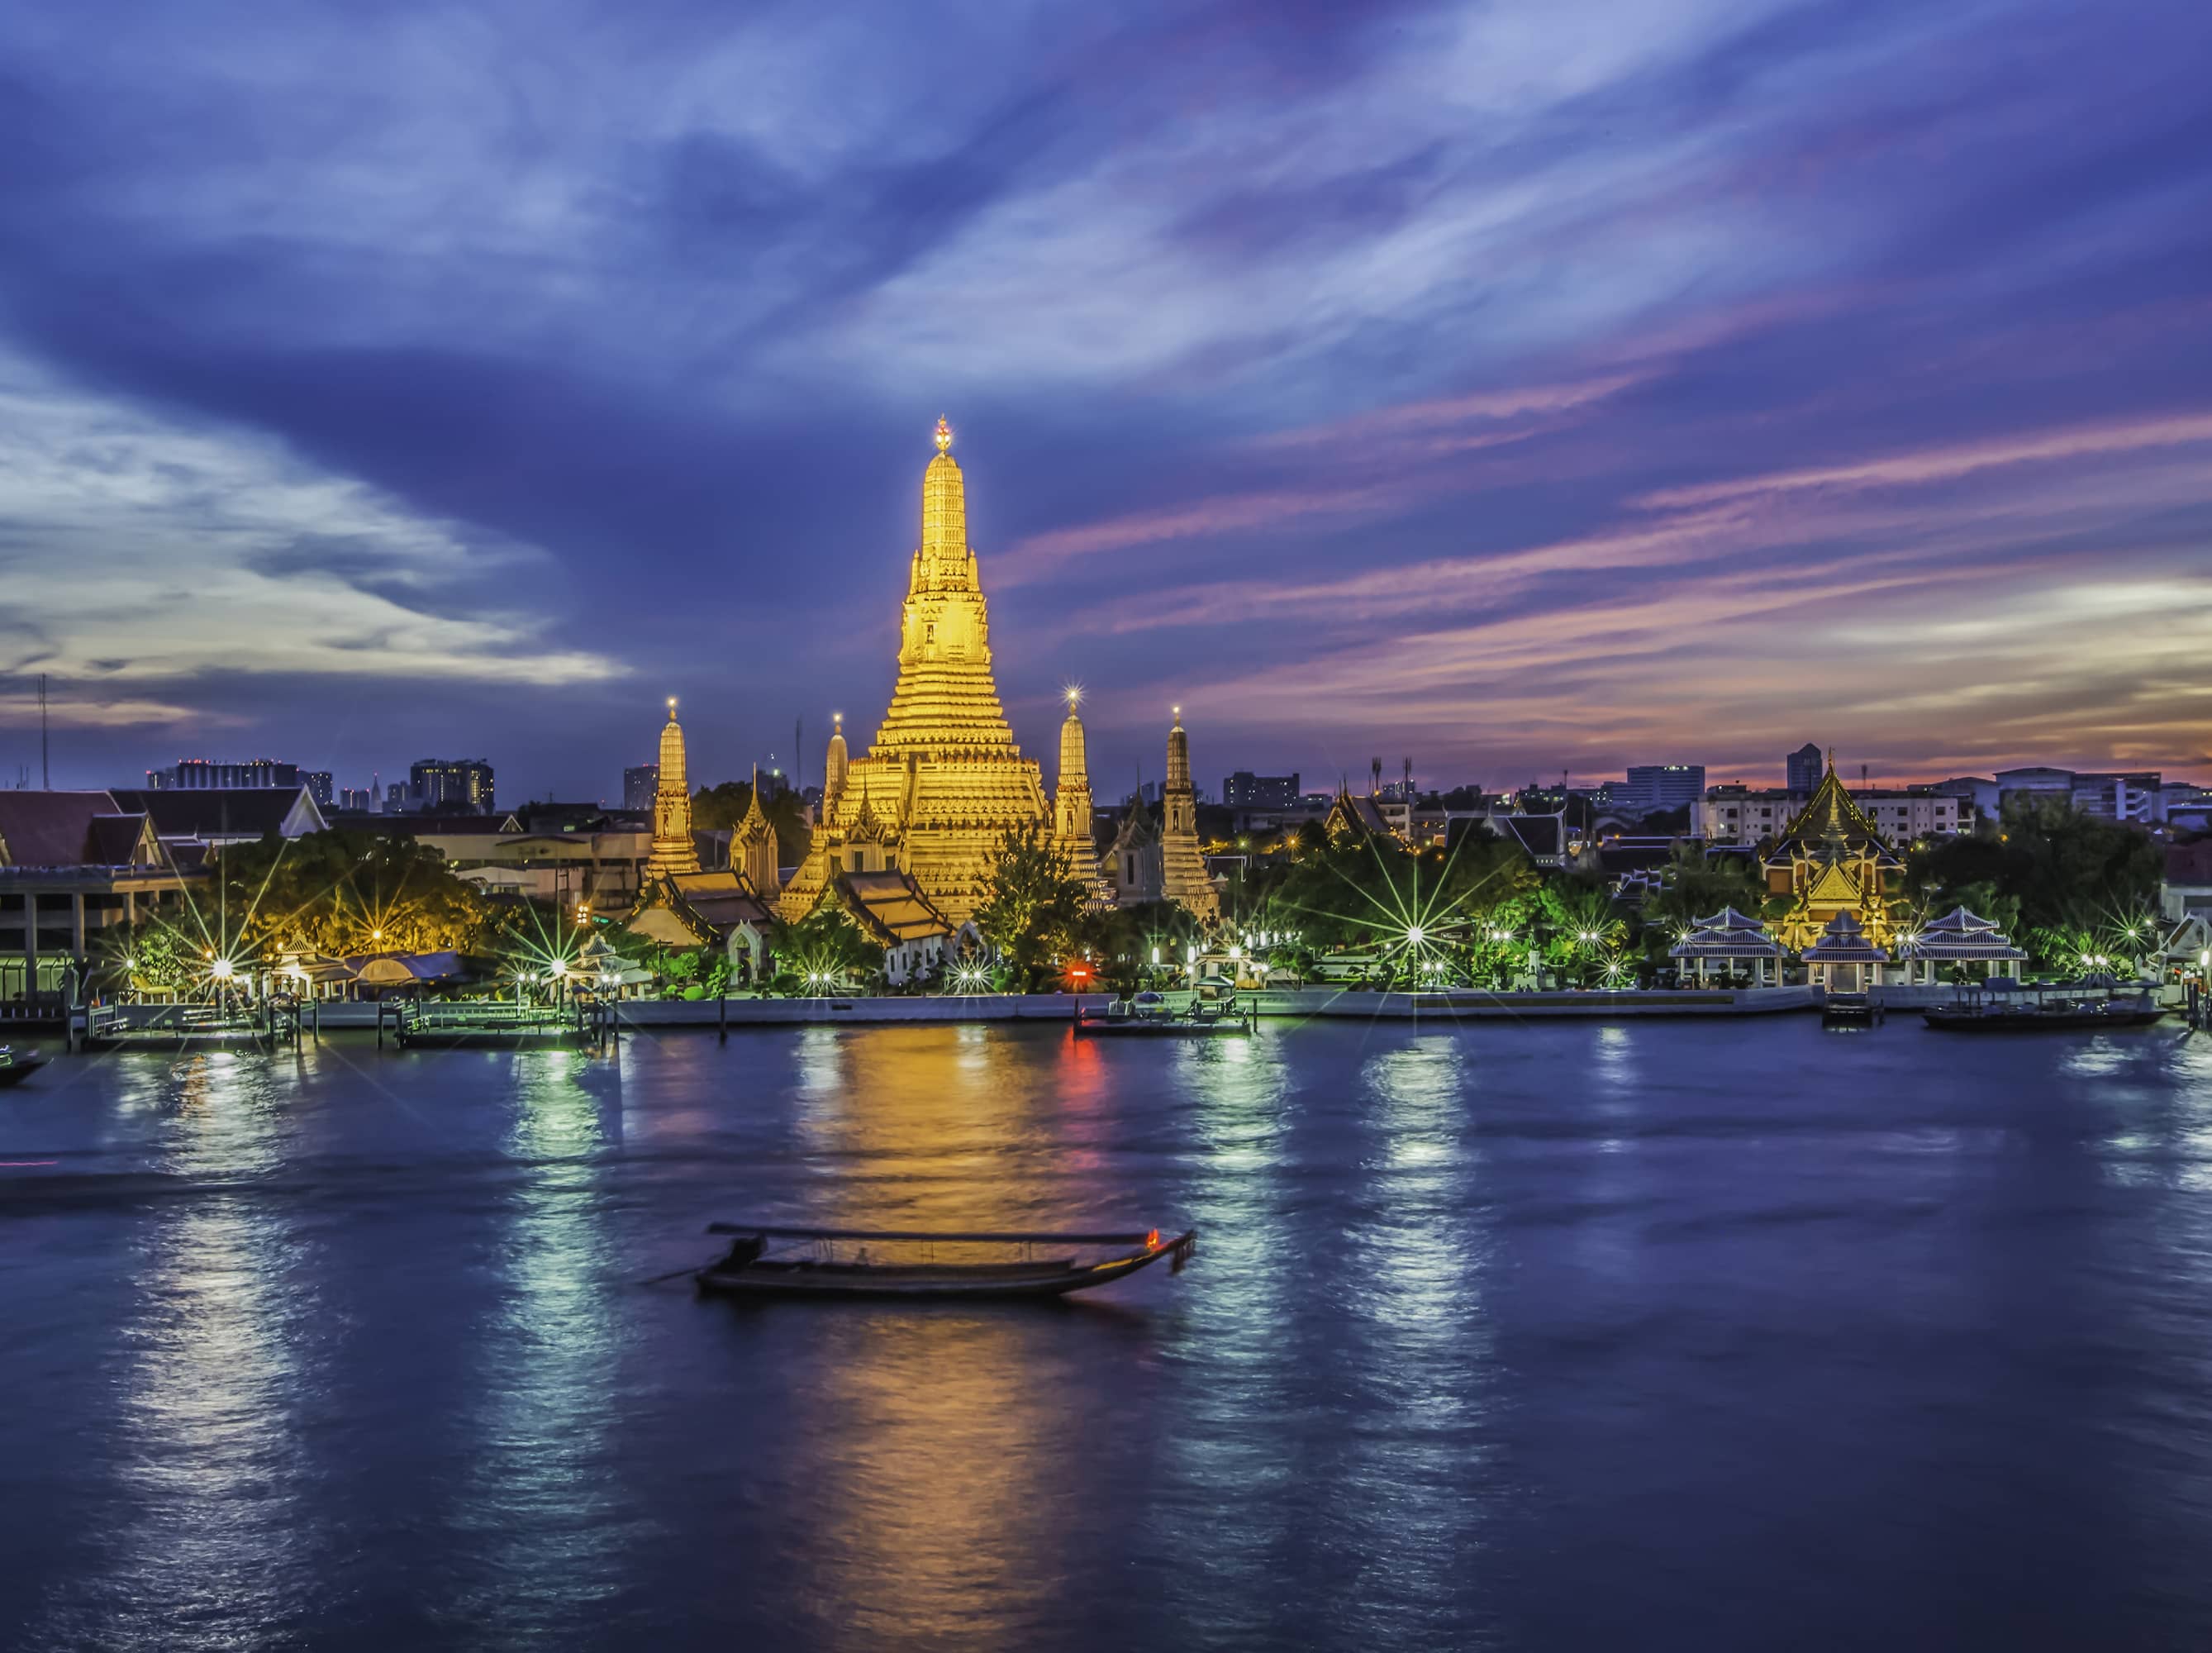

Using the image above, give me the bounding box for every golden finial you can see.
[1064,684,1082,707]
[833,711,843,727]
[934,415,953,455]
[667,696,678,718]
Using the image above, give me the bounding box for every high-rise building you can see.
[1786,743,1824,795]
[145,759,299,789]
[1618,764,1705,818]
[409,758,494,815]
[623,764,659,812]
[1223,771,1301,809]
[338,787,373,812]
[302,770,334,807]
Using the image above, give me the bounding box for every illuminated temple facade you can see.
[781,422,1050,927]
[1764,755,1904,950]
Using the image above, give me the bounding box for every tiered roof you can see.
[1803,909,1889,963]
[835,869,956,946]
[1669,907,1782,960]
[1767,755,1901,871]
[1895,906,2027,963]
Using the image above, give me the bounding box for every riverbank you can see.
[25,982,2120,1047]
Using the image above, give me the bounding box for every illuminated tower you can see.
[1158,707,1218,920]
[646,698,701,876]
[823,712,849,818]
[1054,688,1103,895]
[779,418,1049,924]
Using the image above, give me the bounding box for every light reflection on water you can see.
[450,1054,641,1643]
[1339,1039,1497,1644]
[93,1056,318,1647]
[10,1020,2212,1650]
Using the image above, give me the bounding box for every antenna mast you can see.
[39,673,49,788]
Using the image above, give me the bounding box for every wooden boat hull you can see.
[695,1234,1192,1301]
[1922,1007,2168,1031]
[0,1053,49,1088]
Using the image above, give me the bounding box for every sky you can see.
[2,0,2209,804]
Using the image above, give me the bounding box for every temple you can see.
[1764,753,1902,950]
[645,699,700,878]
[780,420,1049,926]
[1158,708,1219,920]
[732,766,782,901]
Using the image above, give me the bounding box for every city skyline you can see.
[2,1,2209,799]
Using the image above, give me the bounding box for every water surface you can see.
[6,1017,2212,1649]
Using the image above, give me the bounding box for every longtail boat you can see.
[0,1046,49,1089]
[695,1223,1196,1300]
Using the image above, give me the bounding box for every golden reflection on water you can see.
[774,1029,1117,1652]
[103,1054,312,1642]
[453,1052,634,1637]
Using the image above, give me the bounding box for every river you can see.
[5,1017,2212,1649]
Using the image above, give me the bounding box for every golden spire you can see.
[646,698,699,877]
[1158,707,1215,920]
[824,711,849,815]
[918,417,970,584]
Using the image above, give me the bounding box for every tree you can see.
[973,822,1091,989]
[1642,843,1767,935]
[1907,794,2162,968]
[207,829,502,958]
[776,903,882,992]
[90,917,196,994]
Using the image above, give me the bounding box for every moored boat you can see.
[694,1222,1196,1300]
[1076,990,1253,1036]
[1923,975,2168,1032]
[0,1046,50,1088]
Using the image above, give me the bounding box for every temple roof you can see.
[628,869,777,945]
[108,785,324,842]
[836,869,956,945]
[1692,906,1770,934]
[0,790,155,868]
[1896,905,2027,960]
[1766,755,1898,867]
[1325,786,1394,841]
[1670,926,1782,959]
[1803,909,1889,960]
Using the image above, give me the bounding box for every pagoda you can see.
[779,420,1049,925]
[1764,752,1902,950]
[1053,688,1106,899]
[645,699,701,878]
[1158,708,1219,921]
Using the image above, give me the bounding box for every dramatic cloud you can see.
[0,0,2205,794]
